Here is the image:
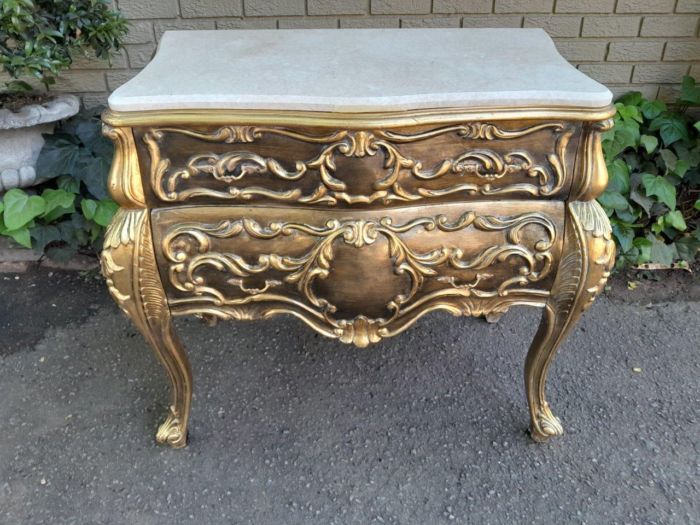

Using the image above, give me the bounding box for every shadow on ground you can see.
[1,268,698,524]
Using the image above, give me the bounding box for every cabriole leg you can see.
[100,209,192,448]
[525,200,615,442]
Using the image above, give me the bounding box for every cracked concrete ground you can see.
[0,268,698,524]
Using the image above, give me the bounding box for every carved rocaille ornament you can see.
[101,109,615,448]
[159,209,558,347]
[141,121,576,205]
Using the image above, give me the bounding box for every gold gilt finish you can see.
[101,104,615,447]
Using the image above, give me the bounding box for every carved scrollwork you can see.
[145,121,574,205]
[162,211,557,347]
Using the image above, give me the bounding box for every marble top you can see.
[108,28,613,113]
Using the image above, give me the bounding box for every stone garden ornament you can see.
[0,94,80,191]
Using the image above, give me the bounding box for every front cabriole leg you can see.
[525,200,615,442]
[101,208,192,448]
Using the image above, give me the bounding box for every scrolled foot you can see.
[155,406,188,448]
[529,402,564,442]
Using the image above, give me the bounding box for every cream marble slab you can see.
[108,28,613,113]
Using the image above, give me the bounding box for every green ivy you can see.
[0,107,117,260]
[600,75,700,267]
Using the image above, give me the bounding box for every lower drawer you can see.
[151,201,564,345]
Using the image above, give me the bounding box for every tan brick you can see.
[154,19,216,40]
[54,71,107,92]
[607,41,664,62]
[124,43,157,68]
[106,70,140,91]
[657,84,682,102]
[278,17,339,29]
[616,0,674,13]
[401,15,461,27]
[245,0,305,16]
[461,15,523,27]
[371,0,431,14]
[690,64,700,77]
[79,93,109,109]
[432,0,493,14]
[181,0,243,17]
[640,16,698,37]
[554,40,607,62]
[578,64,633,83]
[581,16,640,37]
[309,0,369,15]
[633,64,690,83]
[523,16,581,37]
[216,17,277,29]
[340,16,401,27]
[71,49,128,70]
[495,0,553,13]
[122,21,154,44]
[555,0,614,13]
[608,84,658,100]
[676,0,700,13]
[117,0,179,19]
[664,41,700,62]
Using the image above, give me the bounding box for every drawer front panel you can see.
[135,121,580,207]
[152,201,564,346]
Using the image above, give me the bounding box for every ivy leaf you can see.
[40,188,76,222]
[633,237,652,264]
[676,236,700,262]
[604,123,639,158]
[664,210,687,231]
[30,224,62,252]
[4,227,32,249]
[639,134,658,155]
[647,235,677,265]
[2,189,46,230]
[649,115,690,146]
[641,174,676,210]
[35,137,81,180]
[56,175,81,194]
[630,188,654,216]
[81,198,98,220]
[695,199,700,211]
[618,91,643,106]
[607,159,631,193]
[680,75,700,106]
[694,122,700,132]
[93,199,118,227]
[598,190,629,211]
[612,221,635,252]
[640,100,666,120]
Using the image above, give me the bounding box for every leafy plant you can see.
[0,107,117,260]
[0,0,127,92]
[600,76,700,267]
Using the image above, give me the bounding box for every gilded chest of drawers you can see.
[102,28,615,448]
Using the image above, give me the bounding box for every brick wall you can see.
[41,0,700,106]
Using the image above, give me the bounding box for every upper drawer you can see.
[130,120,584,207]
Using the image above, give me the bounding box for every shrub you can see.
[0,0,127,92]
[600,76,700,267]
[0,107,117,259]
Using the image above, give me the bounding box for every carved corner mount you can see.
[102,124,146,208]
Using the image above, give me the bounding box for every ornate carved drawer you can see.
[133,120,583,207]
[101,28,616,448]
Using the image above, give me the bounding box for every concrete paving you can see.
[0,268,698,524]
